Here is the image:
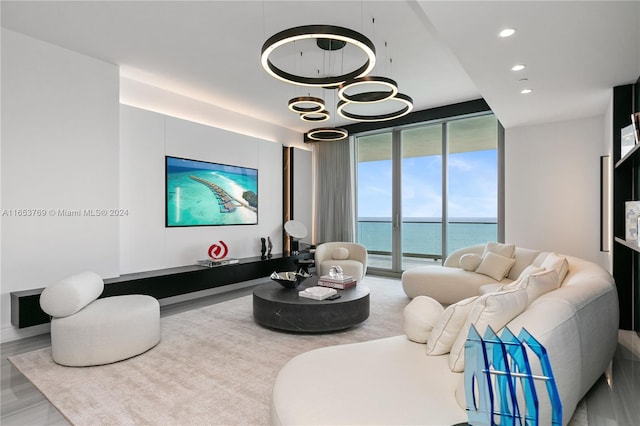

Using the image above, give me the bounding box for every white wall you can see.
[505,115,606,265]
[1,29,120,341]
[1,29,313,342]
[120,105,284,273]
[120,77,306,150]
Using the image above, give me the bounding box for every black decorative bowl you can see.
[270,271,310,289]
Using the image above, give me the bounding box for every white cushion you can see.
[332,247,350,260]
[403,296,445,343]
[517,265,546,280]
[516,269,560,304]
[40,271,104,318]
[449,288,528,372]
[475,252,516,281]
[541,252,569,285]
[426,296,478,355]
[483,242,516,258]
[459,254,482,271]
[478,283,503,295]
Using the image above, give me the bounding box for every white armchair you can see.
[314,242,368,282]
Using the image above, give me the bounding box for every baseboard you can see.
[1,322,51,344]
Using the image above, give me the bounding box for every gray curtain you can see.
[312,138,355,243]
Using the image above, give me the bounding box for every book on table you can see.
[319,274,354,283]
[299,286,337,300]
[318,275,357,289]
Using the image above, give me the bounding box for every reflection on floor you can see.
[1,279,638,425]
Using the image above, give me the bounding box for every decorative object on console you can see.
[267,236,273,258]
[197,258,238,267]
[260,238,267,260]
[208,240,229,260]
[284,219,308,254]
[625,201,640,241]
[270,270,311,289]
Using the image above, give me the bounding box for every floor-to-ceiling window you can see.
[356,113,500,274]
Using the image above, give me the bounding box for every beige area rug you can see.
[9,277,409,425]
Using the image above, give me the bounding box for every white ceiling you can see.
[2,1,639,133]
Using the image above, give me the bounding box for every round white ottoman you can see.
[41,272,161,367]
[50,294,160,366]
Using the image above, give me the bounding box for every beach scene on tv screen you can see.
[166,156,258,226]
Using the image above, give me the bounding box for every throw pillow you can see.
[459,253,482,271]
[449,288,528,372]
[517,265,546,280]
[517,269,560,304]
[331,247,350,260]
[541,252,569,285]
[403,296,445,343]
[475,252,516,281]
[483,241,516,259]
[426,296,478,355]
[501,265,546,292]
[39,271,104,318]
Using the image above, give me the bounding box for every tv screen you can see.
[166,156,258,227]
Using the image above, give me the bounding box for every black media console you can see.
[11,253,313,329]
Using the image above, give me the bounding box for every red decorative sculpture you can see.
[208,241,229,260]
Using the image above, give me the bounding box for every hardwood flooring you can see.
[1,282,638,425]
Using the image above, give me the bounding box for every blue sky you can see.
[358,149,497,219]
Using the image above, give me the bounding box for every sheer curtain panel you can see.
[312,139,355,243]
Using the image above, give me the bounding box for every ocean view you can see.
[357,217,497,259]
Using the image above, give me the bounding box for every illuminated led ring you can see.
[337,93,414,122]
[338,76,399,103]
[288,96,325,113]
[307,127,348,142]
[300,110,330,122]
[261,25,376,87]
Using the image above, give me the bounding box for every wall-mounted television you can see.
[165,156,258,227]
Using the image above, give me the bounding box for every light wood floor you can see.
[2,282,639,425]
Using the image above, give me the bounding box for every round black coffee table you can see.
[252,277,370,332]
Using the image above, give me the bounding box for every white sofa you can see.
[402,244,548,304]
[270,248,619,425]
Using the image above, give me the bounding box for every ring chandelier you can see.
[260,24,414,142]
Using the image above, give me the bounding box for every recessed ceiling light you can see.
[499,28,516,38]
[520,88,533,94]
[512,64,526,71]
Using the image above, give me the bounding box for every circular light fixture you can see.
[338,76,399,103]
[288,96,325,113]
[512,64,526,71]
[306,127,348,142]
[499,28,516,38]
[261,25,376,87]
[300,110,330,122]
[520,88,533,94]
[337,93,414,122]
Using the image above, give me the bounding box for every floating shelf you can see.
[615,142,640,168]
[614,237,640,254]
